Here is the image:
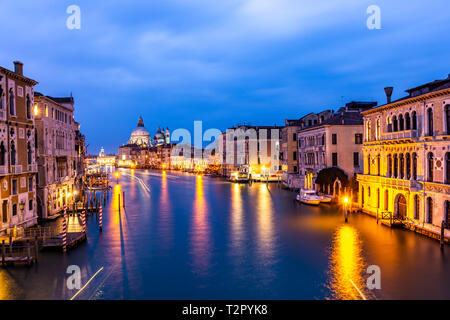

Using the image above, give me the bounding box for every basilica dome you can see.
[128,116,151,147]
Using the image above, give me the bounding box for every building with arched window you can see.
[0,61,38,230]
[34,92,81,220]
[358,75,450,241]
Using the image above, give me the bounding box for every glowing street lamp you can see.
[114,171,120,184]
[343,196,349,223]
[19,200,25,227]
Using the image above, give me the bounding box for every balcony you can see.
[27,164,38,172]
[10,165,22,174]
[380,129,418,143]
[0,165,7,175]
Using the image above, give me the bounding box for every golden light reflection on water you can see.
[328,225,366,300]
[191,175,211,274]
[256,184,275,261]
[230,183,244,251]
[0,271,19,299]
[158,171,173,249]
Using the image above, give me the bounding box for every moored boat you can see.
[296,189,321,205]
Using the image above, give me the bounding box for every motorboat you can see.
[319,194,332,203]
[296,189,321,205]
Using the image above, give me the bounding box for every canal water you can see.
[1,169,449,300]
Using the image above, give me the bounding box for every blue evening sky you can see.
[1,0,449,154]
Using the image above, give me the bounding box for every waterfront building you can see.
[281,111,333,189]
[357,76,450,239]
[118,144,140,168]
[119,116,171,168]
[34,92,79,219]
[0,61,38,231]
[297,102,376,195]
[219,124,282,180]
[97,147,116,166]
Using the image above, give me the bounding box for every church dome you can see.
[128,116,151,147]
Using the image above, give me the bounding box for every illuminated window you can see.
[45,104,48,117]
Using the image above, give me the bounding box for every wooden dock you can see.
[41,232,87,251]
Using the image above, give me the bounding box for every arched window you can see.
[9,88,15,116]
[0,142,5,166]
[393,154,398,178]
[386,116,392,133]
[377,154,381,175]
[393,115,398,132]
[405,112,411,130]
[376,119,381,140]
[376,189,380,208]
[384,190,389,210]
[367,154,371,175]
[445,201,450,230]
[399,154,404,179]
[446,105,450,135]
[27,142,32,165]
[406,153,411,180]
[414,195,419,220]
[446,152,450,184]
[399,114,404,131]
[26,94,31,119]
[427,152,434,182]
[387,154,392,177]
[427,197,433,224]
[412,111,417,130]
[366,121,372,141]
[427,108,434,136]
[0,84,3,109]
[10,141,16,166]
[412,153,417,180]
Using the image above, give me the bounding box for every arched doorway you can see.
[396,194,407,220]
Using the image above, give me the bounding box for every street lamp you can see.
[19,200,25,227]
[114,171,120,184]
[343,197,349,223]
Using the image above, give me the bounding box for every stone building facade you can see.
[297,102,375,193]
[34,93,78,219]
[357,76,450,239]
[0,62,38,231]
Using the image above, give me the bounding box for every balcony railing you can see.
[0,165,7,175]
[10,165,22,174]
[380,129,418,142]
[27,163,38,172]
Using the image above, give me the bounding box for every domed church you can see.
[128,116,151,147]
[153,126,170,146]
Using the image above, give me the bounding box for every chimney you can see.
[384,87,393,104]
[13,61,23,76]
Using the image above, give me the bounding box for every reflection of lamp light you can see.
[68,192,72,198]
[74,190,78,195]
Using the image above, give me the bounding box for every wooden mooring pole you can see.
[2,240,5,267]
[441,220,445,250]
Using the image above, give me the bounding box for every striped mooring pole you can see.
[82,210,87,233]
[62,206,67,253]
[99,205,103,232]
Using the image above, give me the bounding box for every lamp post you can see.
[344,196,349,223]
[19,200,25,228]
[114,171,120,184]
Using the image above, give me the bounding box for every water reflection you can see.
[190,176,211,275]
[256,184,275,262]
[328,225,366,300]
[230,183,245,259]
[158,171,173,250]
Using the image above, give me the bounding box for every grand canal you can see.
[1,169,450,300]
